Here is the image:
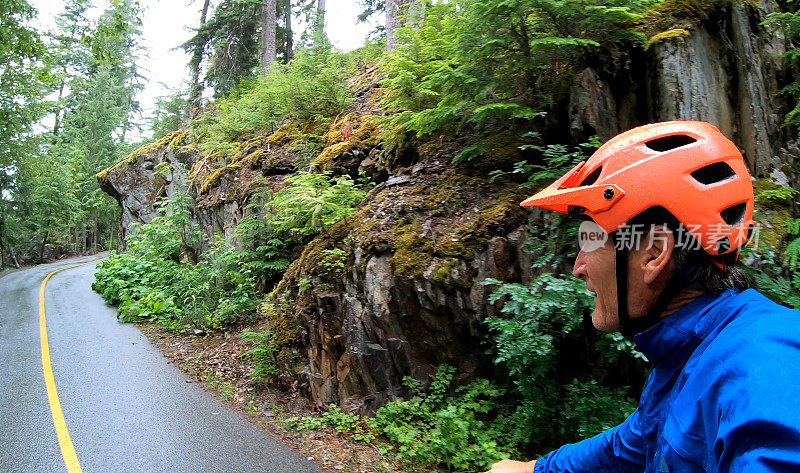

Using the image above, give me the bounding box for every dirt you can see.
[135,321,420,473]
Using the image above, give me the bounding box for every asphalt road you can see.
[0,255,322,473]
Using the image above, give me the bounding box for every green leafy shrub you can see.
[751,245,800,310]
[381,0,646,139]
[190,47,355,157]
[764,6,800,126]
[270,171,366,237]
[756,186,799,203]
[231,183,293,285]
[93,189,276,331]
[485,274,639,449]
[787,218,800,270]
[757,270,800,309]
[489,135,601,185]
[94,168,365,333]
[319,248,348,275]
[286,404,376,442]
[240,329,278,382]
[371,365,511,472]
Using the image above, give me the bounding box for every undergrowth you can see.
[92,172,365,332]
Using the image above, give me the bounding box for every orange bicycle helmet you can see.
[521,120,754,257]
[520,121,755,339]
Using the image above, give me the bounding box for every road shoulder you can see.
[135,322,402,473]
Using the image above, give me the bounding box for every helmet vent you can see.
[720,202,746,225]
[645,134,697,152]
[690,162,736,185]
[579,167,603,186]
[716,236,731,253]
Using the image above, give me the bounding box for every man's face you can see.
[573,238,619,331]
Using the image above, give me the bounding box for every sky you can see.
[29,0,380,140]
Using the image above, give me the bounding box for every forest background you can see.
[3,1,800,472]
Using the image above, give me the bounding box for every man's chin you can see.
[591,310,620,332]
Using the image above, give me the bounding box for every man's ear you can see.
[641,225,675,285]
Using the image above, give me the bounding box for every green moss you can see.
[257,295,302,373]
[480,131,529,169]
[352,117,381,147]
[97,129,190,185]
[437,197,523,259]
[751,179,797,255]
[313,141,355,169]
[392,221,433,277]
[199,163,240,194]
[639,0,734,38]
[267,119,328,148]
[650,0,729,19]
[429,258,471,288]
[645,28,691,50]
[384,171,527,279]
[313,115,381,171]
[276,217,355,293]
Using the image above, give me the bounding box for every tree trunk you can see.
[0,178,4,269]
[92,216,98,254]
[386,0,424,51]
[8,244,20,269]
[316,0,326,34]
[81,218,87,254]
[284,1,293,62]
[261,0,277,73]
[188,0,212,119]
[40,231,49,264]
[53,77,66,136]
[386,0,400,51]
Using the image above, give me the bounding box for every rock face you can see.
[273,162,534,414]
[569,68,620,142]
[98,132,195,240]
[99,1,799,414]
[569,1,792,179]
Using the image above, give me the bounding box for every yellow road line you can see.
[39,257,106,473]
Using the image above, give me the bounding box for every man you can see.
[486,121,800,473]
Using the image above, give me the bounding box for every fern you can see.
[489,134,600,188]
[787,237,800,270]
[483,273,638,447]
[380,0,648,139]
[765,7,800,126]
[756,270,800,309]
[270,171,365,237]
[240,329,277,382]
[190,47,355,157]
[756,186,799,202]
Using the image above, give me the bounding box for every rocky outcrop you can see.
[648,1,787,177]
[271,161,533,414]
[99,0,800,414]
[97,132,195,240]
[568,68,620,142]
[569,1,791,178]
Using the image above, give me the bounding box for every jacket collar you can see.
[634,289,736,363]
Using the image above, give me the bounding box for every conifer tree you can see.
[261,0,277,72]
[187,0,212,118]
[0,0,49,267]
[385,0,423,51]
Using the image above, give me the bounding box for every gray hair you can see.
[623,206,750,293]
[672,245,749,293]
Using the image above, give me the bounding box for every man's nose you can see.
[573,249,587,281]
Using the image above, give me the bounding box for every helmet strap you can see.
[612,232,687,342]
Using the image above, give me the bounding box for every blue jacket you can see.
[534,288,800,473]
